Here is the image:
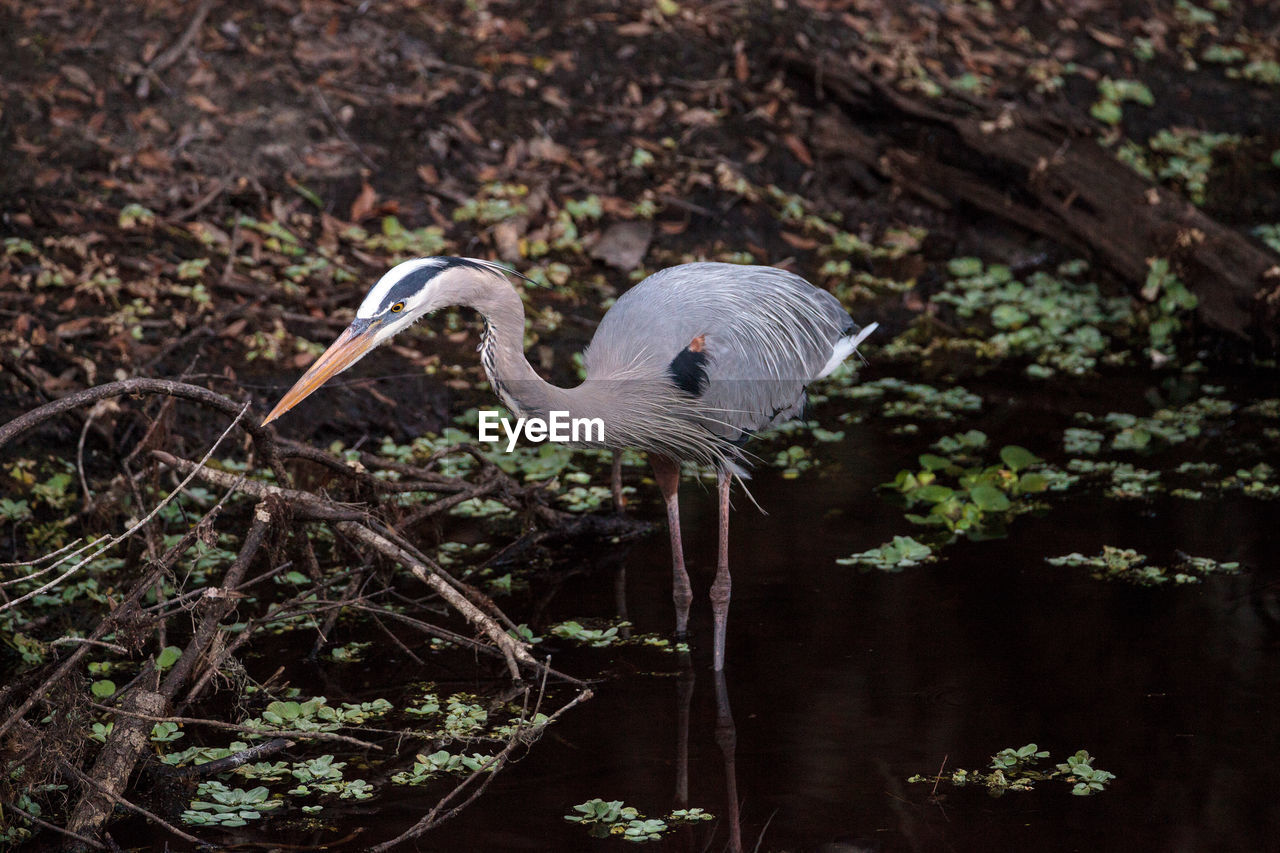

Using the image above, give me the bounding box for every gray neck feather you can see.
[462,269,571,418]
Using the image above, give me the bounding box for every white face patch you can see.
[356,258,447,319]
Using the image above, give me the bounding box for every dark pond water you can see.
[118,372,1280,852]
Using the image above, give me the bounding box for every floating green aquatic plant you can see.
[887,258,1133,375]
[1091,77,1154,125]
[909,745,1115,797]
[1141,257,1198,358]
[564,798,712,842]
[885,444,1051,537]
[181,782,282,827]
[836,536,935,572]
[1106,464,1162,499]
[931,429,988,457]
[391,750,498,785]
[1063,427,1105,455]
[850,377,982,419]
[1046,546,1240,585]
[550,620,623,647]
[1254,225,1280,253]
[1074,395,1234,452]
[1220,462,1280,498]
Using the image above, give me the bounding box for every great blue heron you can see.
[264,257,877,670]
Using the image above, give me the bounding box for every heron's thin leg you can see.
[610,449,626,513]
[650,454,691,637]
[711,470,732,671]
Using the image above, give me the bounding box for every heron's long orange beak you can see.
[262,319,381,426]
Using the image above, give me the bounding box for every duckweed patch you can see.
[930,429,988,458]
[837,536,935,572]
[884,444,1053,539]
[551,620,623,647]
[1139,258,1198,359]
[1242,398,1280,419]
[1074,396,1234,452]
[1254,225,1280,253]
[152,694,414,820]
[842,377,982,420]
[1106,464,1163,499]
[181,783,282,828]
[1218,462,1280,499]
[909,745,1115,798]
[1046,546,1241,585]
[239,697,392,734]
[541,620,689,653]
[1063,427,1105,455]
[1091,77,1154,125]
[1057,392,1280,502]
[1117,128,1242,205]
[176,754,375,822]
[564,798,713,842]
[390,750,498,785]
[883,258,1135,375]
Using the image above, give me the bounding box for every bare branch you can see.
[335,521,537,678]
[59,759,203,846]
[0,402,248,616]
[0,798,107,850]
[368,686,592,851]
[88,702,382,751]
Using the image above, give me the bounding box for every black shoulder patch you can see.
[668,341,710,397]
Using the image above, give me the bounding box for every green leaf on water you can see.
[1090,99,1123,125]
[968,485,1012,512]
[999,445,1040,471]
[1017,472,1049,493]
[914,484,956,503]
[918,454,952,471]
[991,304,1030,329]
[947,257,984,277]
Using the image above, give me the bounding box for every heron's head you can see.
[262,256,513,425]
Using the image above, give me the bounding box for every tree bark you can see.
[64,688,167,843]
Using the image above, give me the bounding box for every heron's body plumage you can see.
[585,262,861,446]
[264,256,878,672]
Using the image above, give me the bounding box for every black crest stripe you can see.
[376,258,496,314]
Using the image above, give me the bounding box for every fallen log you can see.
[64,688,168,842]
[784,52,1280,352]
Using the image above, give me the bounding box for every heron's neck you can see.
[459,269,730,467]
[467,275,572,418]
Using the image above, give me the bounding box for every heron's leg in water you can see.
[611,449,627,513]
[650,455,691,637]
[711,470,732,672]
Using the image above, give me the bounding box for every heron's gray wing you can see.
[584,263,861,442]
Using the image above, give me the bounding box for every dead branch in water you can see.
[0,378,630,848]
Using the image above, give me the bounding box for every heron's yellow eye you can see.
[390,302,405,313]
